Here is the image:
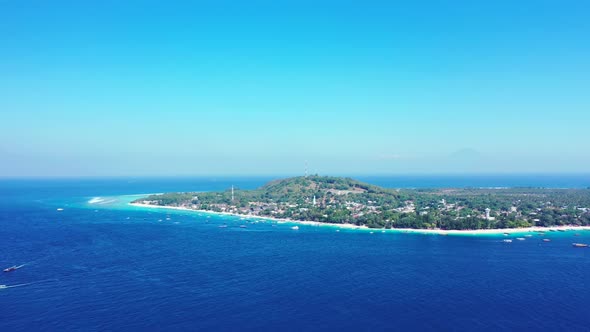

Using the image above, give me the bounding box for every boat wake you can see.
[0,283,28,289]
[0,279,57,290]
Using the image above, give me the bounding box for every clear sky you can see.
[1,0,589,176]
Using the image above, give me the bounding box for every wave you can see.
[88,197,105,204]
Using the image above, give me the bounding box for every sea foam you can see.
[88,197,105,204]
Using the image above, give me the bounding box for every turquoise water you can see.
[1,177,590,331]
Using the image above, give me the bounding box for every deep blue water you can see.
[1,176,590,331]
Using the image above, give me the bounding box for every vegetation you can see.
[133,176,590,230]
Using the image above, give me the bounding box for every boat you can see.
[516,238,526,241]
[503,233,509,236]
[3,265,24,273]
[239,225,247,228]
[503,239,512,243]
[56,208,64,211]
[524,235,533,238]
[543,239,551,242]
[572,243,589,248]
[218,225,228,228]
[291,226,299,230]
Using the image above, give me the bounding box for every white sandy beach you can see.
[128,202,590,235]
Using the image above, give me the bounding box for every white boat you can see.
[56,208,64,211]
[291,226,299,230]
[503,239,513,243]
[516,238,526,241]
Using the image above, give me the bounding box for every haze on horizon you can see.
[1,1,589,177]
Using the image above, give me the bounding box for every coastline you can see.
[128,202,590,236]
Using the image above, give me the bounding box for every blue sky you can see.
[1,0,589,176]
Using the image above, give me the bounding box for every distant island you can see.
[131,176,590,232]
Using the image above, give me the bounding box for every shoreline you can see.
[128,202,590,235]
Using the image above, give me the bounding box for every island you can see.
[131,176,590,232]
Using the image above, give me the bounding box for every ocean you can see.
[1,175,590,331]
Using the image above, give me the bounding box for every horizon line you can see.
[1,172,590,180]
